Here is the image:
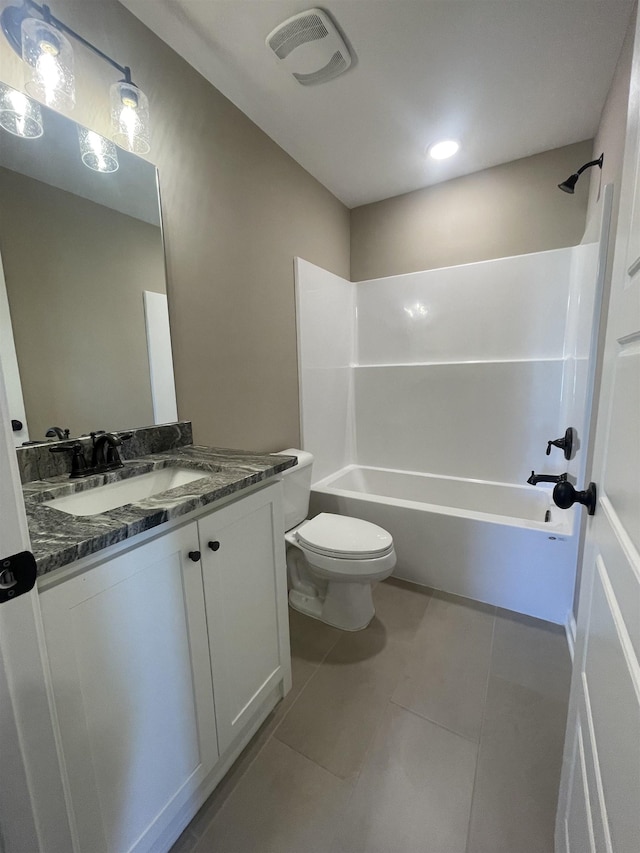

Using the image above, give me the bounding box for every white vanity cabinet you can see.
[199,483,291,754]
[38,480,290,853]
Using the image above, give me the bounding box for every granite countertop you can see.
[24,445,297,577]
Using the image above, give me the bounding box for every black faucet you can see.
[49,441,89,478]
[49,431,133,478]
[46,426,70,440]
[527,471,568,486]
[91,432,132,471]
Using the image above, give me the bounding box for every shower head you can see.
[558,153,604,194]
[558,173,580,194]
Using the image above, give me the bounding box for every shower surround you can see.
[295,193,610,625]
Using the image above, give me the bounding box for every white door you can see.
[199,483,290,755]
[0,360,71,851]
[556,13,640,852]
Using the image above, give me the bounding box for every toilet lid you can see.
[297,513,393,558]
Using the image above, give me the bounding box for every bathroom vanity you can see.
[2,94,296,851]
[20,430,295,853]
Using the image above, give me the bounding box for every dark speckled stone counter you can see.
[25,446,296,577]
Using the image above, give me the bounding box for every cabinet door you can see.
[39,523,218,853]
[199,483,290,755]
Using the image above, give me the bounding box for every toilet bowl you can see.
[277,450,396,631]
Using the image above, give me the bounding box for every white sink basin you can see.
[47,467,209,517]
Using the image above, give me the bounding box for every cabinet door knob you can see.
[208,540,220,552]
[188,550,201,562]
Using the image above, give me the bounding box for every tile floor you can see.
[172,579,571,853]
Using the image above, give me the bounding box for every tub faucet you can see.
[527,471,568,486]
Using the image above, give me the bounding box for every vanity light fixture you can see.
[428,139,460,160]
[110,80,150,154]
[0,81,43,137]
[77,127,119,173]
[21,13,74,112]
[1,0,151,153]
[558,153,603,194]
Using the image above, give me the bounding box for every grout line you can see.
[464,608,497,853]
[272,737,350,783]
[388,698,481,745]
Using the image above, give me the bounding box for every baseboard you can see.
[565,612,577,662]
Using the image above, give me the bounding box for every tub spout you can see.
[527,471,568,486]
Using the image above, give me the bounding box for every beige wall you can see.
[0,0,350,452]
[585,6,635,238]
[0,167,165,439]
[350,141,593,281]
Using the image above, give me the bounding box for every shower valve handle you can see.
[546,427,574,461]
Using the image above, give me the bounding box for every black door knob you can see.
[188,550,201,562]
[208,540,220,551]
[552,481,597,516]
[11,419,23,432]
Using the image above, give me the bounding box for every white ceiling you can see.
[120,0,634,208]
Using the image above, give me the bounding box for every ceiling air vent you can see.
[266,8,352,86]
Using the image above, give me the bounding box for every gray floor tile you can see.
[183,712,279,839]
[287,608,343,703]
[331,704,477,853]
[372,577,432,643]
[289,606,343,665]
[392,592,495,741]
[193,738,350,853]
[492,608,572,703]
[275,618,411,779]
[466,675,569,853]
[170,827,198,853]
[185,616,336,841]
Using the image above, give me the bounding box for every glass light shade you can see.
[78,127,119,173]
[110,81,150,154]
[21,17,75,113]
[0,83,43,138]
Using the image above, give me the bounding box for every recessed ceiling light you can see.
[428,140,460,160]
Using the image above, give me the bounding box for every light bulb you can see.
[110,81,150,154]
[427,140,460,160]
[21,17,75,113]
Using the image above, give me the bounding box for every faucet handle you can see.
[49,441,88,478]
[546,427,574,460]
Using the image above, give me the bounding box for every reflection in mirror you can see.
[0,99,176,447]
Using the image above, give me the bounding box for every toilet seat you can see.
[296,513,393,559]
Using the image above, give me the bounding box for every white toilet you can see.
[277,449,396,631]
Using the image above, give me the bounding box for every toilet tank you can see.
[275,448,314,531]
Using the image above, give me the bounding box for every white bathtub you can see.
[310,465,577,625]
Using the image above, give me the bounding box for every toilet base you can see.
[289,581,375,632]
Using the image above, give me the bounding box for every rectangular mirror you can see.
[0,99,176,446]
